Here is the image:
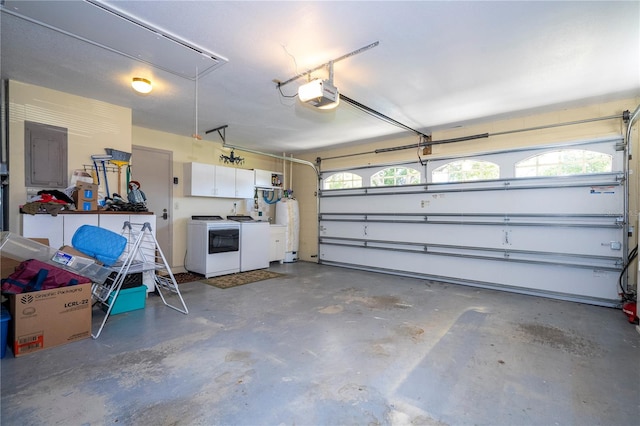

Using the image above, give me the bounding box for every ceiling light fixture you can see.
[203,124,245,165]
[219,149,245,166]
[131,77,152,94]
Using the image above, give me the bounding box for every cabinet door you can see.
[254,169,271,187]
[269,225,286,262]
[214,165,236,198]
[63,214,99,246]
[185,162,215,196]
[98,214,130,235]
[235,168,255,198]
[22,215,64,248]
[254,169,283,189]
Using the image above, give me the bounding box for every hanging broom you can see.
[105,148,131,194]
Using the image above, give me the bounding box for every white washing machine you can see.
[227,216,270,271]
[186,216,240,277]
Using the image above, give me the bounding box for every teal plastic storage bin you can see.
[1,305,10,359]
[104,285,146,315]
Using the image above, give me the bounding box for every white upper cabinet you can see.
[235,168,255,198]
[214,165,236,198]
[184,162,215,197]
[254,169,284,189]
[184,162,255,199]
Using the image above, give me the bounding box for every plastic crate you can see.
[103,285,146,315]
[106,271,143,290]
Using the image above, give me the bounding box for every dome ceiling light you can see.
[131,77,152,94]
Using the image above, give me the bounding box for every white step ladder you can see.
[91,221,188,338]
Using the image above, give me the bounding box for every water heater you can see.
[275,198,299,262]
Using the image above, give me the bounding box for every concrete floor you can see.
[1,261,639,425]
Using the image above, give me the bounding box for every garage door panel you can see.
[320,220,622,258]
[321,184,622,216]
[320,238,619,270]
[319,244,620,303]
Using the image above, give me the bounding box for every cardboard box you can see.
[1,238,50,279]
[8,283,92,357]
[73,182,98,211]
[58,245,100,263]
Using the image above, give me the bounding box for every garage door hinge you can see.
[615,142,625,151]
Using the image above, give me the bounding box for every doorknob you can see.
[162,208,168,220]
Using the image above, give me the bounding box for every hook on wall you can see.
[205,124,229,143]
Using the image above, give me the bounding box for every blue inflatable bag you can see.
[71,225,126,266]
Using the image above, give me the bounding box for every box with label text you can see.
[8,283,92,357]
[73,181,98,211]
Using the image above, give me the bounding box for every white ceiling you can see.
[1,1,638,154]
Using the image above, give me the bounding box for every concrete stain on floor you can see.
[515,322,602,357]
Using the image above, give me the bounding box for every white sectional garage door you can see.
[318,137,626,306]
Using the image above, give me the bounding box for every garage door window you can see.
[515,149,612,177]
[323,172,363,189]
[432,160,499,183]
[371,167,420,186]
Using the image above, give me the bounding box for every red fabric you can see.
[1,259,90,294]
[37,194,67,204]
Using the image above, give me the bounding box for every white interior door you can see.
[131,146,173,265]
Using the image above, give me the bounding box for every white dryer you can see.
[227,216,270,271]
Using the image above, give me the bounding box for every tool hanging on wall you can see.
[90,154,112,199]
[105,148,131,194]
[91,158,100,184]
